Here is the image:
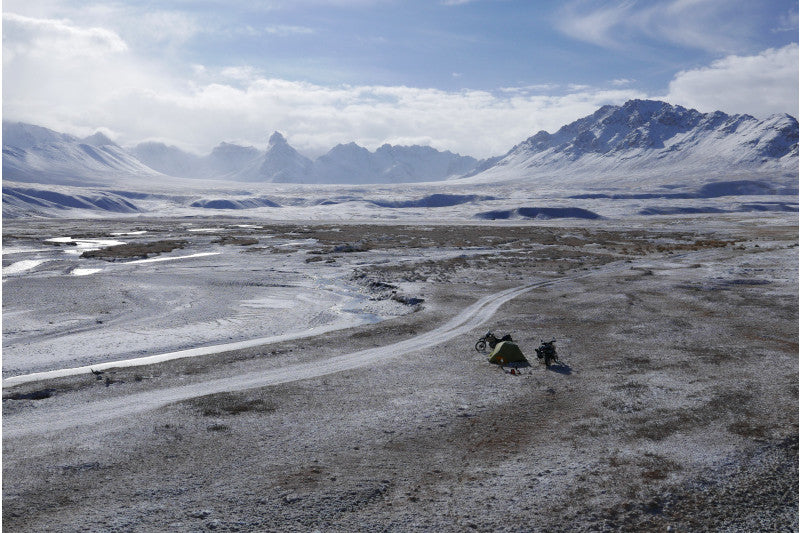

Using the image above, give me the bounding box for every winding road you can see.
[3,275,579,439]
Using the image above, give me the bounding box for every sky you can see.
[2,0,798,158]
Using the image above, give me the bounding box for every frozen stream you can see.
[2,237,409,378]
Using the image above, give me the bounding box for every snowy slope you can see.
[130,142,205,178]
[464,100,798,185]
[3,100,797,219]
[311,142,378,184]
[205,142,262,177]
[129,134,480,184]
[230,132,314,182]
[372,144,478,183]
[309,142,480,184]
[132,140,262,180]
[3,122,78,150]
[2,122,165,186]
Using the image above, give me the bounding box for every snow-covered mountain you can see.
[129,132,480,183]
[206,142,262,177]
[310,142,377,184]
[130,142,205,178]
[5,101,797,189]
[311,143,478,184]
[230,132,314,182]
[128,132,478,183]
[3,122,162,186]
[374,144,478,182]
[131,140,262,179]
[466,99,798,182]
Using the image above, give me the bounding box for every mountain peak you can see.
[2,121,78,149]
[83,131,117,147]
[485,99,798,176]
[268,131,287,147]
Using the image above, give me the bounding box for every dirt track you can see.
[3,217,798,532]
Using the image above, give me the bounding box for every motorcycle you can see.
[475,331,513,353]
[535,338,558,367]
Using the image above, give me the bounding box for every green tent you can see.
[487,341,528,365]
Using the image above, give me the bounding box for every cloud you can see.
[265,24,315,36]
[9,12,794,164]
[129,82,644,157]
[555,1,634,49]
[611,78,634,86]
[2,13,650,159]
[219,65,264,82]
[2,11,644,159]
[664,44,799,117]
[3,12,178,135]
[556,0,771,53]
[135,11,200,45]
[2,12,128,61]
[499,84,560,94]
[773,8,799,33]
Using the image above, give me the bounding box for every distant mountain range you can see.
[133,131,481,184]
[3,123,480,185]
[466,99,798,181]
[3,100,797,188]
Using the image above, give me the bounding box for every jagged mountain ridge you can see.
[468,99,797,180]
[135,133,480,184]
[3,122,481,185]
[3,99,797,189]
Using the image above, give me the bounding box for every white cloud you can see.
[665,44,799,117]
[557,0,770,53]
[132,11,200,46]
[265,24,315,36]
[2,12,128,61]
[555,1,633,49]
[567,83,591,92]
[499,84,560,94]
[2,14,649,158]
[107,83,647,158]
[11,12,795,164]
[220,65,264,82]
[3,12,179,136]
[611,78,634,86]
[773,8,799,33]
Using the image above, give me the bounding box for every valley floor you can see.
[3,215,798,532]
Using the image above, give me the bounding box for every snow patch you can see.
[71,268,103,276]
[126,252,221,264]
[3,259,48,275]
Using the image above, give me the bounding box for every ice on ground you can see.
[126,252,221,264]
[71,268,103,276]
[240,297,297,309]
[46,237,125,247]
[44,236,127,256]
[3,259,48,276]
[2,246,50,255]
[1,236,418,378]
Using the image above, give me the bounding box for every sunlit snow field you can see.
[2,221,453,378]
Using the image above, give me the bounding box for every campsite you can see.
[3,215,797,531]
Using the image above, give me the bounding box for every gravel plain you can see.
[3,214,798,532]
